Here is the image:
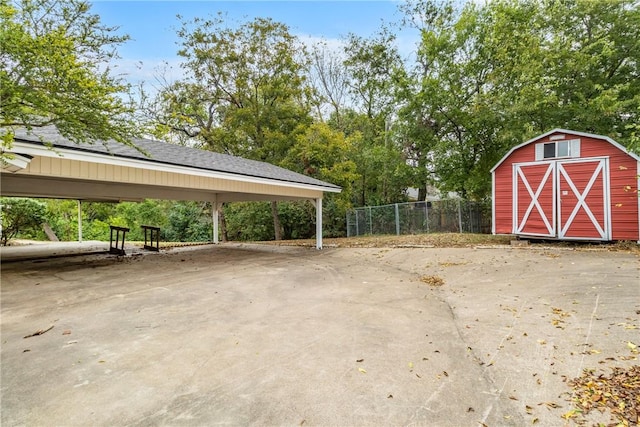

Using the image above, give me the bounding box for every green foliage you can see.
[395,0,640,200]
[112,200,167,241]
[43,199,79,241]
[223,202,275,241]
[284,122,360,236]
[35,199,211,243]
[146,15,318,240]
[223,201,319,240]
[0,0,140,151]
[278,201,316,239]
[164,201,211,242]
[149,14,311,163]
[0,197,46,245]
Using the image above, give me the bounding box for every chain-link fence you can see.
[346,199,491,237]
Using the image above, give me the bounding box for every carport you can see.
[0,127,341,249]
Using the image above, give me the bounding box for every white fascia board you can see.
[10,142,341,194]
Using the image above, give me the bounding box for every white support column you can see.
[212,202,220,244]
[315,198,323,250]
[77,200,83,243]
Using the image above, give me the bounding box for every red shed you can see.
[492,129,640,241]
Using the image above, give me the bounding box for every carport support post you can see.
[212,202,220,244]
[77,200,82,243]
[314,198,323,250]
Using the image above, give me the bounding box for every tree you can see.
[395,0,640,200]
[164,201,211,242]
[0,0,140,151]
[147,15,313,240]
[0,197,46,245]
[284,122,359,235]
[341,31,409,206]
[308,42,350,125]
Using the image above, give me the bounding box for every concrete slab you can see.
[0,241,113,262]
[1,244,638,426]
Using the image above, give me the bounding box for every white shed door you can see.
[513,162,556,237]
[557,158,610,240]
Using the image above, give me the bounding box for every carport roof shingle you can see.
[13,127,341,191]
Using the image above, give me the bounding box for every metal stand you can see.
[141,225,160,251]
[109,226,130,255]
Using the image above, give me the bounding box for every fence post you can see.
[395,203,400,235]
[355,210,360,236]
[346,212,350,237]
[425,202,429,233]
[368,206,373,235]
[457,199,463,232]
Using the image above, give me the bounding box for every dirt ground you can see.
[1,240,639,426]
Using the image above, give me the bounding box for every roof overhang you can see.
[1,133,340,205]
[490,128,640,173]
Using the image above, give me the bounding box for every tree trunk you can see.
[42,223,59,241]
[271,201,282,240]
[418,186,427,202]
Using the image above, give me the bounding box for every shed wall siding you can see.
[577,136,638,239]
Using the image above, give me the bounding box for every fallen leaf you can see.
[532,418,538,424]
[356,359,364,363]
[561,409,579,419]
[358,368,367,374]
[408,362,414,369]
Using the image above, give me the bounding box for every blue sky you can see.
[89,1,413,86]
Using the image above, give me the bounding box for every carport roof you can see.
[11,127,341,192]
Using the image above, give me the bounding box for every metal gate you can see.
[513,158,610,240]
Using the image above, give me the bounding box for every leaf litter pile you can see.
[564,365,639,426]
[420,275,445,287]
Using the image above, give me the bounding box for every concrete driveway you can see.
[1,243,638,426]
